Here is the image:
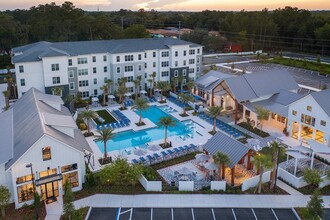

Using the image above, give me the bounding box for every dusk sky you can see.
[1,0,330,11]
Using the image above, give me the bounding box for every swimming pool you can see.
[95,106,200,153]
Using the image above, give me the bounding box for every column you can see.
[297,123,302,141]
[231,166,235,186]
[254,113,258,127]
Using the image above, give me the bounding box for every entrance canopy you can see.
[35,174,62,186]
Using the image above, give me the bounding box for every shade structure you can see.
[108,94,115,99]
[286,150,310,176]
[204,162,218,170]
[147,145,161,151]
[134,148,147,156]
[154,89,161,92]
[92,97,99,102]
[195,153,211,162]
[124,93,132,97]
[140,90,147,94]
[176,167,192,175]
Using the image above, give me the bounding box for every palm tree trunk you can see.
[164,127,168,145]
[213,118,216,133]
[5,96,9,109]
[218,165,222,180]
[183,102,186,115]
[13,85,17,99]
[87,119,90,133]
[104,143,107,159]
[270,149,278,190]
[139,111,142,124]
[257,168,264,194]
[222,164,226,179]
[103,91,106,105]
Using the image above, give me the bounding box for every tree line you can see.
[1,2,330,55]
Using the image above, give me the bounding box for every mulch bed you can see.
[135,122,146,126]
[4,203,46,220]
[159,143,171,149]
[83,132,94,137]
[179,113,189,117]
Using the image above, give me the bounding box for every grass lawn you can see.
[268,56,330,75]
[94,110,116,125]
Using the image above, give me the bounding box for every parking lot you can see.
[87,207,308,220]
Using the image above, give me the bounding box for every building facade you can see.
[12,38,202,99]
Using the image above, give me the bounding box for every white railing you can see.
[278,168,308,188]
[179,181,194,191]
[203,50,262,58]
[241,171,271,191]
[139,175,162,192]
[210,181,226,191]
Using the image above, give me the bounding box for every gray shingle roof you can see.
[0,109,13,165]
[4,88,91,170]
[310,89,330,117]
[203,132,250,168]
[12,38,201,63]
[195,70,233,92]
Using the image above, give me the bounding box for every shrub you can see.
[303,169,323,188]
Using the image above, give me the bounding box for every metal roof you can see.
[203,132,250,168]
[12,38,201,63]
[310,89,330,117]
[224,76,258,102]
[195,71,233,92]
[0,109,14,165]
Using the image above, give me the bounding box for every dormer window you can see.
[42,146,51,161]
[307,106,312,111]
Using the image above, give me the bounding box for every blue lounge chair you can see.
[146,155,154,161]
[167,149,174,155]
[139,157,147,163]
[132,159,139,164]
[161,151,168,157]
[153,153,160,159]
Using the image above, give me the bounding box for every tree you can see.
[51,86,63,96]
[123,24,150,38]
[33,192,42,220]
[149,72,156,95]
[63,181,75,220]
[157,116,176,146]
[0,185,10,219]
[254,105,270,130]
[213,152,231,180]
[302,189,324,220]
[116,79,128,109]
[99,157,133,186]
[147,79,153,97]
[4,73,12,99]
[252,154,273,194]
[100,84,108,106]
[303,169,322,188]
[2,91,9,110]
[127,163,143,187]
[80,109,97,134]
[178,93,194,115]
[269,141,285,191]
[186,80,195,92]
[131,97,149,125]
[171,77,178,93]
[177,75,184,91]
[105,79,113,94]
[133,76,141,102]
[95,127,115,162]
[206,106,222,134]
[155,81,171,102]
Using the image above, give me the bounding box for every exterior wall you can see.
[0,163,14,203]
[9,135,86,208]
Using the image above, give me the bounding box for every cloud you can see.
[139,0,192,10]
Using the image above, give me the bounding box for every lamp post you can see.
[26,163,38,219]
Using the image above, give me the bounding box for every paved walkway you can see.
[74,194,330,210]
[277,179,303,195]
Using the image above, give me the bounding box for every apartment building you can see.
[12,38,202,99]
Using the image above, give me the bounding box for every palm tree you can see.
[147,79,153,97]
[269,141,285,191]
[179,93,194,115]
[133,76,142,102]
[252,154,273,194]
[131,97,149,125]
[177,75,184,91]
[156,81,171,102]
[186,80,195,93]
[206,106,222,133]
[157,116,176,146]
[149,72,156,93]
[80,109,97,134]
[213,152,231,180]
[100,84,108,106]
[104,79,113,94]
[254,105,270,130]
[116,84,128,109]
[51,87,63,96]
[171,77,178,93]
[2,91,9,110]
[95,127,115,162]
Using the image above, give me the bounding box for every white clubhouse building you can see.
[12,38,203,99]
[0,88,92,208]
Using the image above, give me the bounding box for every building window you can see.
[189,68,194,73]
[125,55,134,62]
[183,51,187,56]
[183,69,187,76]
[117,67,121,74]
[161,71,169,77]
[183,60,186,66]
[189,59,195,64]
[153,62,156,68]
[197,48,200,54]
[82,91,89,98]
[197,58,200,64]
[103,55,107,62]
[78,57,87,64]
[17,183,34,203]
[128,87,134,93]
[144,53,147,58]
[197,66,200,73]
[104,66,107,72]
[51,64,59,71]
[175,51,178,57]
[174,70,178,77]
[63,171,79,188]
[16,174,34,184]
[307,106,312,111]
[145,63,147,68]
[19,65,24,73]
[69,82,75,90]
[68,59,72,66]
[78,69,88,76]
[321,120,326,126]
[92,56,96,62]
[183,79,186,85]
[153,52,156,57]
[162,51,169,57]
[79,80,89,87]
[94,89,98,96]
[138,65,142,71]
[39,168,56,178]
[116,56,120,62]
[292,110,297,116]
[93,78,97,84]
[20,79,25,86]
[42,146,51,161]
[124,66,133,72]
[61,163,78,173]
[127,76,133,82]
[68,70,74,78]
[145,73,147,78]
[52,77,60,85]
[175,61,178,67]
[189,49,195,55]
[138,54,142,60]
[161,61,169,67]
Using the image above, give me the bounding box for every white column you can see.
[294,158,298,176]
[310,151,315,169]
[297,123,302,141]
[254,113,258,127]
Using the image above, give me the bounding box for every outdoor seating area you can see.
[167,96,187,109]
[223,164,256,186]
[96,110,131,130]
[198,112,243,139]
[279,157,329,177]
[124,99,134,107]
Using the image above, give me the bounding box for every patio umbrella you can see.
[140,90,147,94]
[133,148,147,156]
[147,145,161,151]
[204,162,218,171]
[195,154,211,162]
[177,167,192,176]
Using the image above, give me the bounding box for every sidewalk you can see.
[277,179,303,195]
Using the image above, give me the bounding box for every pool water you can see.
[95,106,198,153]
[158,105,177,114]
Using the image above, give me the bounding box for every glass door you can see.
[46,182,54,199]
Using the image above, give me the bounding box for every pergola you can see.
[285,150,310,176]
[308,140,330,169]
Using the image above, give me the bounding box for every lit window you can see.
[63,171,79,188]
[16,174,34,184]
[42,146,51,161]
[292,110,297,116]
[61,163,78,173]
[17,183,34,203]
[307,106,312,111]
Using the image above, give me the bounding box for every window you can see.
[17,183,34,203]
[128,87,134,93]
[69,82,75,90]
[189,59,195,64]
[103,55,107,61]
[292,110,297,116]
[145,63,147,68]
[138,54,142,60]
[52,77,60,84]
[51,64,59,71]
[138,65,142,71]
[144,53,147,58]
[104,66,107,72]
[63,171,79,188]
[92,56,96,62]
[271,113,276,119]
[19,65,24,73]
[161,61,169,67]
[68,70,74,78]
[82,91,89,98]
[197,48,200,54]
[175,51,178,57]
[117,67,121,74]
[125,65,133,72]
[68,59,72,66]
[153,62,156,68]
[183,79,186,85]
[183,60,186,66]
[175,61,178,67]
[145,73,147,78]
[307,106,312,111]
[321,120,326,126]
[162,51,169,57]
[42,146,51,161]
[197,66,200,73]
[183,69,187,76]
[79,80,89,87]
[183,50,187,56]
[117,78,121,83]
[189,49,195,55]
[93,78,97,84]
[174,70,178,77]
[39,168,56,178]
[16,174,34,184]
[78,57,87,64]
[189,68,194,73]
[93,67,97,74]
[125,55,134,62]
[94,89,98,96]
[20,79,25,86]
[197,57,200,64]
[78,69,88,76]
[153,52,156,57]
[116,56,120,62]
[127,76,133,82]
[61,163,78,173]
[161,71,169,77]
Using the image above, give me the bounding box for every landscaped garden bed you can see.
[94,110,116,125]
[238,122,270,137]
